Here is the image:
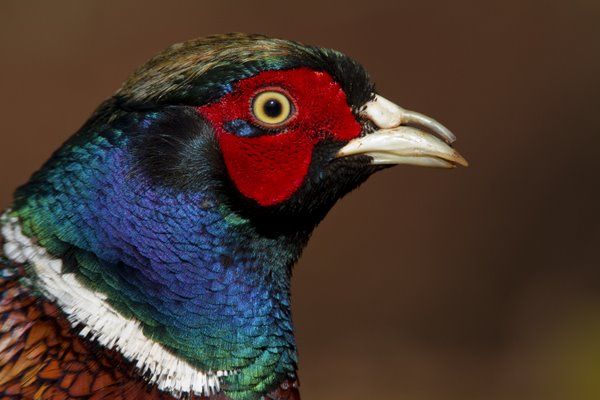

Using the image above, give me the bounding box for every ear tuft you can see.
[129,107,224,192]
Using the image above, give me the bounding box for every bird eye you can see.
[251,91,293,127]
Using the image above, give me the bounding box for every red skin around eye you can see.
[198,67,361,206]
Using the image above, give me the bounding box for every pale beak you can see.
[337,95,468,168]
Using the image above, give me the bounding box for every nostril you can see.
[361,95,456,144]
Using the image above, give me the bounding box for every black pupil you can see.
[263,98,283,118]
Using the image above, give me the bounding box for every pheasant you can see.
[0,34,467,400]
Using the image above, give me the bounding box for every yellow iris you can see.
[252,91,292,126]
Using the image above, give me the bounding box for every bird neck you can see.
[7,125,308,398]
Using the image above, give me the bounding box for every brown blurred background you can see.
[1,1,600,399]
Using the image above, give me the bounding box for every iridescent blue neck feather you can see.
[12,107,306,398]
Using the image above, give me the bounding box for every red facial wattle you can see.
[198,67,361,206]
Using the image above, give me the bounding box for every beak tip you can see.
[454,152,469,168]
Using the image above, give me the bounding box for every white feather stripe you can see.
[0,212,232,397]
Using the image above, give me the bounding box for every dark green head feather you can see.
[117,33,374,109]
